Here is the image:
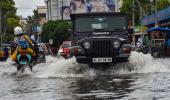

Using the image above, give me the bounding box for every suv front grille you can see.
[92,40,112,57]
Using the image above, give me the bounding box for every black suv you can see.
[70,13,132,64]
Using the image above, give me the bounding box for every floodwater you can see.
[1,52,170,100]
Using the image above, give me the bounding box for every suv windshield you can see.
[75,16,127,33]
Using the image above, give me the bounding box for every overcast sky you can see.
[14,0,45,18]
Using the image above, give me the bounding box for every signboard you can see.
[33,26,42,33]
[70,0,115,14]
[37,26,42,33]
[141,26,148,32]
[60,0,116,20]
[134,26,148,32]
[60,6,70,20]
[49,39,53,44]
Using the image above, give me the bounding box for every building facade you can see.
[37,6,47,26]
[45,0,70,21]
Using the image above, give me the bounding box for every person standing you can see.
[3,46,9,61]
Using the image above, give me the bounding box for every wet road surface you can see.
[0,52,170,100]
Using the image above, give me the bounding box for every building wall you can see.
[115,0,123,12]
[37,6,47,25]
[45,0,70,21]
[38,6,47,14]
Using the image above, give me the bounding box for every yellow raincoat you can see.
[11,35,35,61]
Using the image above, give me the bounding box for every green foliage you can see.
[3,33,14,43]
[6,17,20,32]
[0,0,15,11]
[157,0,170,10]
[0,33,15,43]
[25,10,39,34]
[42,20,71,47]
[0,0,19,34]
[120,0,170,25]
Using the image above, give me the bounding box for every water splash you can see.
[45,55,60,63]
[117,51,170,74]
[34,57,83,78]
[0,58,16,77]
[1,51,170,78]
[34,52,170,78]
[16,67,33,77]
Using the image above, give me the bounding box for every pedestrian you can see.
[3,46,9,61]
[51,46,56,56]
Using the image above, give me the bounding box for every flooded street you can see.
[1,0,169,99]
[1,52,170,100]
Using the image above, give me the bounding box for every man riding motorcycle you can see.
[11,27,36,64]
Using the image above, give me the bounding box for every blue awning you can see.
[141,7,170,26]
[147,27,170,33]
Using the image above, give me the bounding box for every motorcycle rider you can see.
[11,26,36,64]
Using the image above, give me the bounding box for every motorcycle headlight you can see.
[83,41,91,49]
[113,41,120,48]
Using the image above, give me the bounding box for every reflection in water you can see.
[10,78,76,100]
[68,75,136,100]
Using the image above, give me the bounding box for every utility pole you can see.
[132,0,135,45]
[61,0,64,20]
[155,0,158,27]
[49,0,52,20]
[136,0,143,21]
[0,8,1,34]
[45,0,49,21]
[150,0,158,27]
[0,8,2,46]
[132,0,135,29]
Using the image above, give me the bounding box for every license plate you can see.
[92,58,112,63]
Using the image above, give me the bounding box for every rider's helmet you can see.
[14,26,23,36]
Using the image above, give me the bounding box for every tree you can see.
[25,10,39,34]
[0,0,16,13]
[157,0,170,11]
[6,17,20,33]
[0,0,19,44]
[0,0,19,34]
[2,33,14,43]
[41,20,71,47]
[25,16,34,34]
[54,21,71,46]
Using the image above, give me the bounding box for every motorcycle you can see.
[16,53,32,73]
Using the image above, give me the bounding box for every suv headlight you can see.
[113,41,120,48]
[83,41,91,49]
